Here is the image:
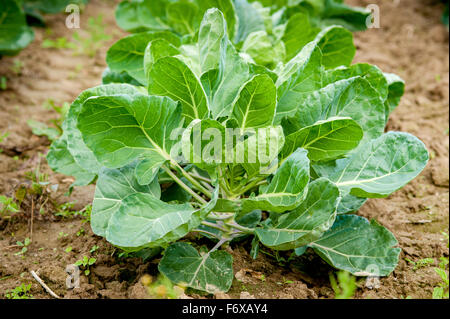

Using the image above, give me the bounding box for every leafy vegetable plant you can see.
[48,7,429,294]
[107,0,370,82]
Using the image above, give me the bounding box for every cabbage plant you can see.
[48,9,428,294]
[107,0,369,79]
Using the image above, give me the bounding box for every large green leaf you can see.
[197,0,237,39]
[242,31,285,68]
[143,38,180,78]
[77,94,182,176]
[256,178,339,250]
[275,41,323,122]
[315,132,429,198]
[51,84,143,182]
[286,76,386,145]
[148,56,209,123]
[198,8,228,73]
[166,1,201,36]
[318,0,371,32]
[281,117,363,162]
[197,10,250,119]
[115,0,170,33]
[106,31,181,85]
[92,162,161,238]
[159,242,233,293]
[231,74,277,131]
[324,63,388,103]
[241,148,309,214]
[310,215,401,276]
[233,0,266,43]
[315,26,355,69]
[46,135,96,187]
[281,12,319,61]
[0,0,35,56]
[106,191,217,249]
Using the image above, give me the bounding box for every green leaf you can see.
[310,215,401,276]
[315,26,355,69]
[47,135,96,187]
[324,63,389,103]
[281,117,363,162]
[336,193,367,214]
[24,0,75,14]
[384,73,405,119]
[241,148,310,214]
[233,0,266,43]
[197,10,250,119]
[106,194,196,249]
[91,162,161,237]
[106,31,181,85]
[198,8,228,73]
[197,0,237,39]
[159,242,233,293]
[27,120,60,141]
[275,41,323,122]
[78,94,182,170]
[238,125,286,178]
[0,0,34,56]
[166,1,201,36]
[148,56,209,123]
[316,132,429,198]
[115,0,170,33]
[319,0,371,32]
[256,178,340,250]
[143,38,180,78]
[61,84,142,178]
[281,12,319,61]
[286,76,386,145]
[242,31,285,68]
[231,74,277,131]
[102,67,141,86]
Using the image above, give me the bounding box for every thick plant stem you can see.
[163,166,207,205]
[201,221,228,233]
[210,238,230,253]
[172,163,213,198]
[193,229,221,240]
[235,177,267,197]
[225,221,254,234]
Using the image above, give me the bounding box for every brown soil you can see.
[0,0,448,299]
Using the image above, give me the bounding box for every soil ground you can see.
[0,0,448,299]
